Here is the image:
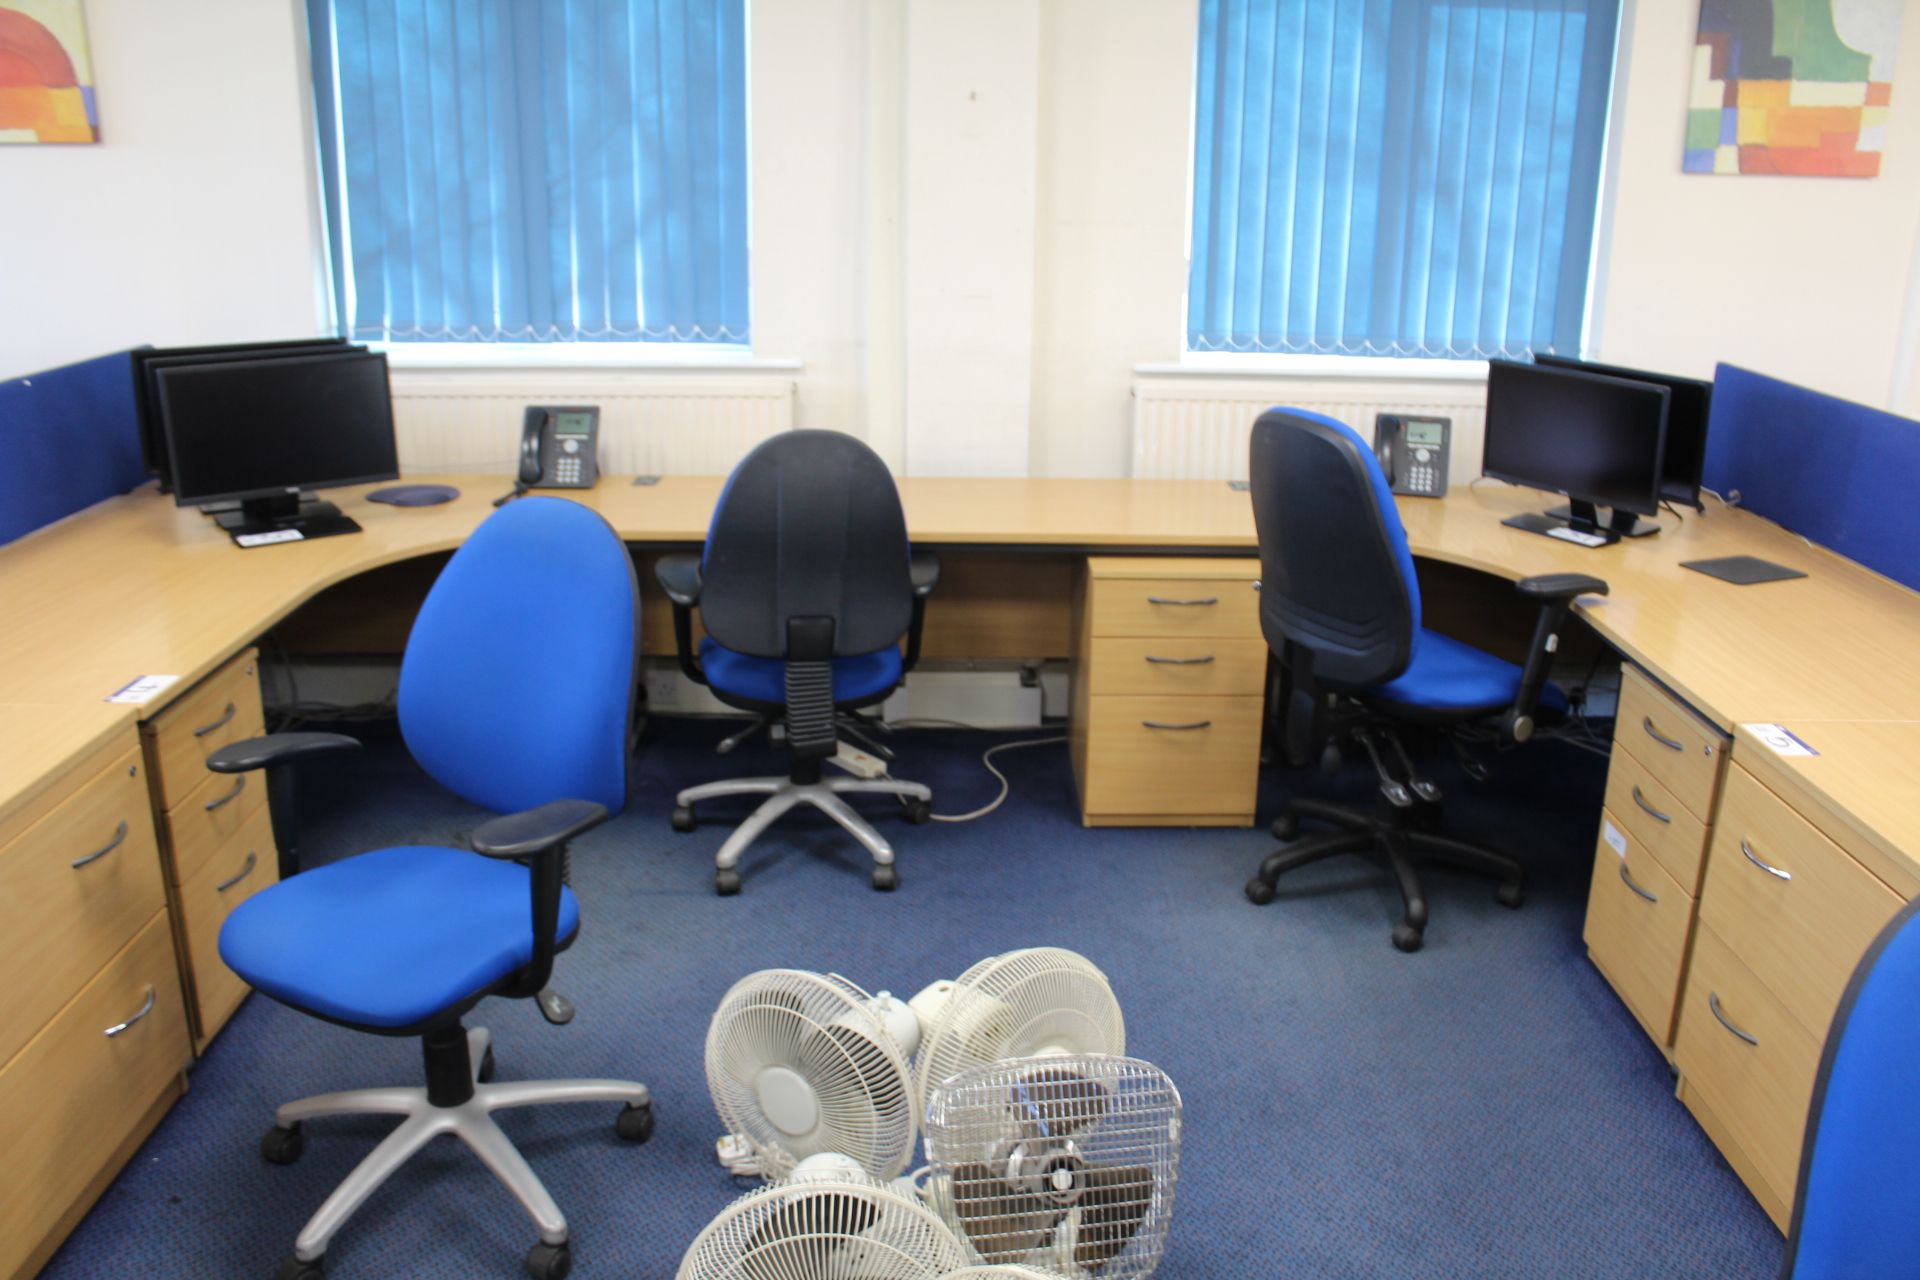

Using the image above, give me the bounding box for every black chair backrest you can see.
[700,430,912,659]
[1249,409,1420,692]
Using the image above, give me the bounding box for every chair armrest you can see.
[1515,573,1610,604]
[910,551,941,598]
[470,799,610,860]
[655,553,704,607]
[205,732,360,774]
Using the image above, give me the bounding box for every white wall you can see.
[0,0,323,380]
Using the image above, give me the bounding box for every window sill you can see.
[374,343,802,373]
[1138,353,1489,382]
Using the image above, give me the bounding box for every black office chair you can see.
[1242,409,1608,951]
[656,430,939,894]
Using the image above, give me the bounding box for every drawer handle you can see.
[71,820,130,870]
[1641,716,1684,753]
[1739,838,1793,882]
[1145,596,1218,607]
[216,851,259,893]
[1142,720,1212,731]
[204,775,247,813]
[192,701,237,738]
[1629,785,1672,825]
[104,986,157,1038]
[1618,862,1659,904]
[1144,654,1216,666]
[1708,991,1759,1047]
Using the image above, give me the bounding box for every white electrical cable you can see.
[880,719,1069,823]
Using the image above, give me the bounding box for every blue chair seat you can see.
[699,636,903,705]
[1365,627,1566,716]
[219,846,580,1030]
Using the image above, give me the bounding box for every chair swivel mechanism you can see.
[657,430,939,894]
[206,497,653,1279]
[1241,409,1608,952]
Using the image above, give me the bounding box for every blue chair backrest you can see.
[699,430,913,659]
[1781,898,1920,1279]
[397,497,638,816]
[1248,408,1421,690]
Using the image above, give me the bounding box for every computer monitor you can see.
[1534,353,1710,510]
[1482,358,1671,547]
[157,350,397,545]
[132,339,351,490]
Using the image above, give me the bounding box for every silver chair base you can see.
[676,775,932,871]
[281,1027,650,1263]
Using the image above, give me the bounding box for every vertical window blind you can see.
[309,0,748,345]
[1187,0,1620,360]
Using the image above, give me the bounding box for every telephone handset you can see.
[518,405,600,489]
[1373,413,1450,498]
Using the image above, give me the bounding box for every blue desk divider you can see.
[0,350,148,547]
[1703,364,1920,593]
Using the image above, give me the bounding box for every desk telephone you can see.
[519,406,601,488]
[1374,414,1450,497]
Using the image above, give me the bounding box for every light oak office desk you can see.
[2,475,1918,1272]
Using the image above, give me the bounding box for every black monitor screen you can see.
[1482,359,1670,517]
[1534,353,1710,509]
[158,352,398,505]
[132,339,350,478]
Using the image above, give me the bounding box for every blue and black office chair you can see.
[206,498,652,1280]
[1242,409,1608,951]
[1778,897,1920,1279]
[656,430,938,894]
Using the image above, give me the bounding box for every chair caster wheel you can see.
[476,1047,497,1083]
[276,1256,324,1280]
[871,864,898,892]
[901,798,932,825]
[1270,812,1299,840]
[1392,924,1424,953]
[261,1123,305,1166]
[671,804,696,833]
[1496,879,1524,909]
[1245,878,1276,906]
[1320,742,1343,774]
[714,868,741,896]
[616,1101,655,1143]
[525,1241,572,1279]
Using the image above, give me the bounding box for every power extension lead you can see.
[829,741,887,779]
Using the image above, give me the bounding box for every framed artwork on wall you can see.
[0,0,99,144]
[1685,0,1901,176]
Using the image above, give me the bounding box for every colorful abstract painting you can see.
[1686,0,1901,176]
[0,0,98,144]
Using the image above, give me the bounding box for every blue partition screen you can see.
[1704,364,1920,592]
[0,351,147,547]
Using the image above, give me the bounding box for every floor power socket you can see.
[829,741,887,779]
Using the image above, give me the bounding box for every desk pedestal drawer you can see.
[1078,695,1262,823]
[1673,921,1820,1226]
[1582,812,1694,1048]
[1615,666,1725,823]
[1602,746,1710,896]
[142,649,264,809]
[165,764,268,887]
[0,911,190,1280]
[176,802,278,1048]
[1087,577,1259,639]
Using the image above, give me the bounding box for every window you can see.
[1186,0,1620,361]
[308,0,748,346]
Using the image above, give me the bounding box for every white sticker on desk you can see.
[1744,723,1820,758]
[1602,818,1627,859]
[235,528,304,548]
[105,674,181,705]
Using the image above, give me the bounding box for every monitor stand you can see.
[1546,503,1660,537]
[1503,499,1620,547]
[212,493,361,546]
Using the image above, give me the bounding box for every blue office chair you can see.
[205,497,651,1280]
[656,430,939,894]
[1242,409,1608,951]
[1779,897,1920,1279]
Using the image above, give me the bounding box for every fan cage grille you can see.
[678,1177,972,1280]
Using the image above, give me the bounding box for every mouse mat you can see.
[1681,555,1807,585]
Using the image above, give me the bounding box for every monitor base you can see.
[1546,503,1660,537]
[1503,510,1621,547]
[213,495,361,545]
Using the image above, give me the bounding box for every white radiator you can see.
[387,370,796,475]
[1131,378,1488,485]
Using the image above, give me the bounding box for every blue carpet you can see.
[40,718,1786,1278]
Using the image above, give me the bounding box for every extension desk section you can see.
[0,704,192,1280]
